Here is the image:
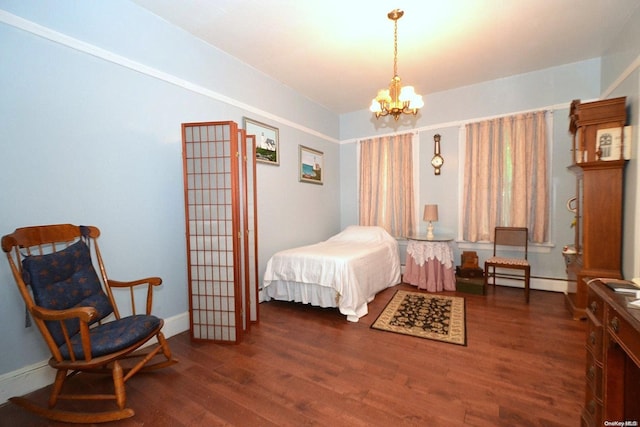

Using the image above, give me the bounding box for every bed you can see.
[262,225,401,322]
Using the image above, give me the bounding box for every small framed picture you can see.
[243,117,279,165]
[298,145,323,185]
[595,126,632,161]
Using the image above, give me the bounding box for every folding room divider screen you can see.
[182,121,258,343]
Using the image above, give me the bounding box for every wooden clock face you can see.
[432,134,443,174]
[432,154,443,174]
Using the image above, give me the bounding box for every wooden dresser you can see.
[582,279,640,426]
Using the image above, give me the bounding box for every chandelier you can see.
[369,9,424,121]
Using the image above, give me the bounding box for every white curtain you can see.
[462,111,548,243]
[359,133,415,237]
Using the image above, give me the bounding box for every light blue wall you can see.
[339,60,603,281]
[0,0,341,375]
[600,5,640,279]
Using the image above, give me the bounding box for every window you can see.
[462,111,549,243]
[359,133,415,237]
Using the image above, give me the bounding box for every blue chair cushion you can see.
[59,314,162,359]
[22,239,114,347]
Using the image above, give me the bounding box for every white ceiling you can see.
[132,0,640,114]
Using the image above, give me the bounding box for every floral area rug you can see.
[371,290,466,346]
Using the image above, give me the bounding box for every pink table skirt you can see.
[404,255,456,292]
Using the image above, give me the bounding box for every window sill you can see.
[395,238,555,254]
[456,240,554,254]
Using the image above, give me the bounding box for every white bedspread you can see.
[262,226,401,322]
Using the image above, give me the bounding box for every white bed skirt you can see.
[263,280,363,322]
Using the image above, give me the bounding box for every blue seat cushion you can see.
[22,239,113,347]
[59,314,162,359]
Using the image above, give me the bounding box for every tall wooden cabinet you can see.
[565,98,627,320]
[182,121,258,343]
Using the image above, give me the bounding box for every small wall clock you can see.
[431,134,444,175]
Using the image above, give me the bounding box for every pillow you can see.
[22,239,114,346]
[326,225,394,244]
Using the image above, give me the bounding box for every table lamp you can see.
[423,204,438,240]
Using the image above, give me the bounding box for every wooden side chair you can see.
[1,224,178,423]
[483,226,531,303]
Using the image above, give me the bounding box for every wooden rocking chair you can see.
[1,224,178,423]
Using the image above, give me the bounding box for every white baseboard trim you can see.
[0,311,190,404]
[0,360,57,406]
[159,311,190,340]
[488,276,570,293]
[401,264,569,294]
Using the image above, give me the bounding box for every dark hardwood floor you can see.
[0,283,586,426]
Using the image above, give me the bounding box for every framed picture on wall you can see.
[299,145,323,185]
[243,117,279,165]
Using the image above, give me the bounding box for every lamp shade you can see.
[423,204,438,222]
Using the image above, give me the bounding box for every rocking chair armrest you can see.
[107,277,163,288]
[31,305,97,323]
[106,277,162,316]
